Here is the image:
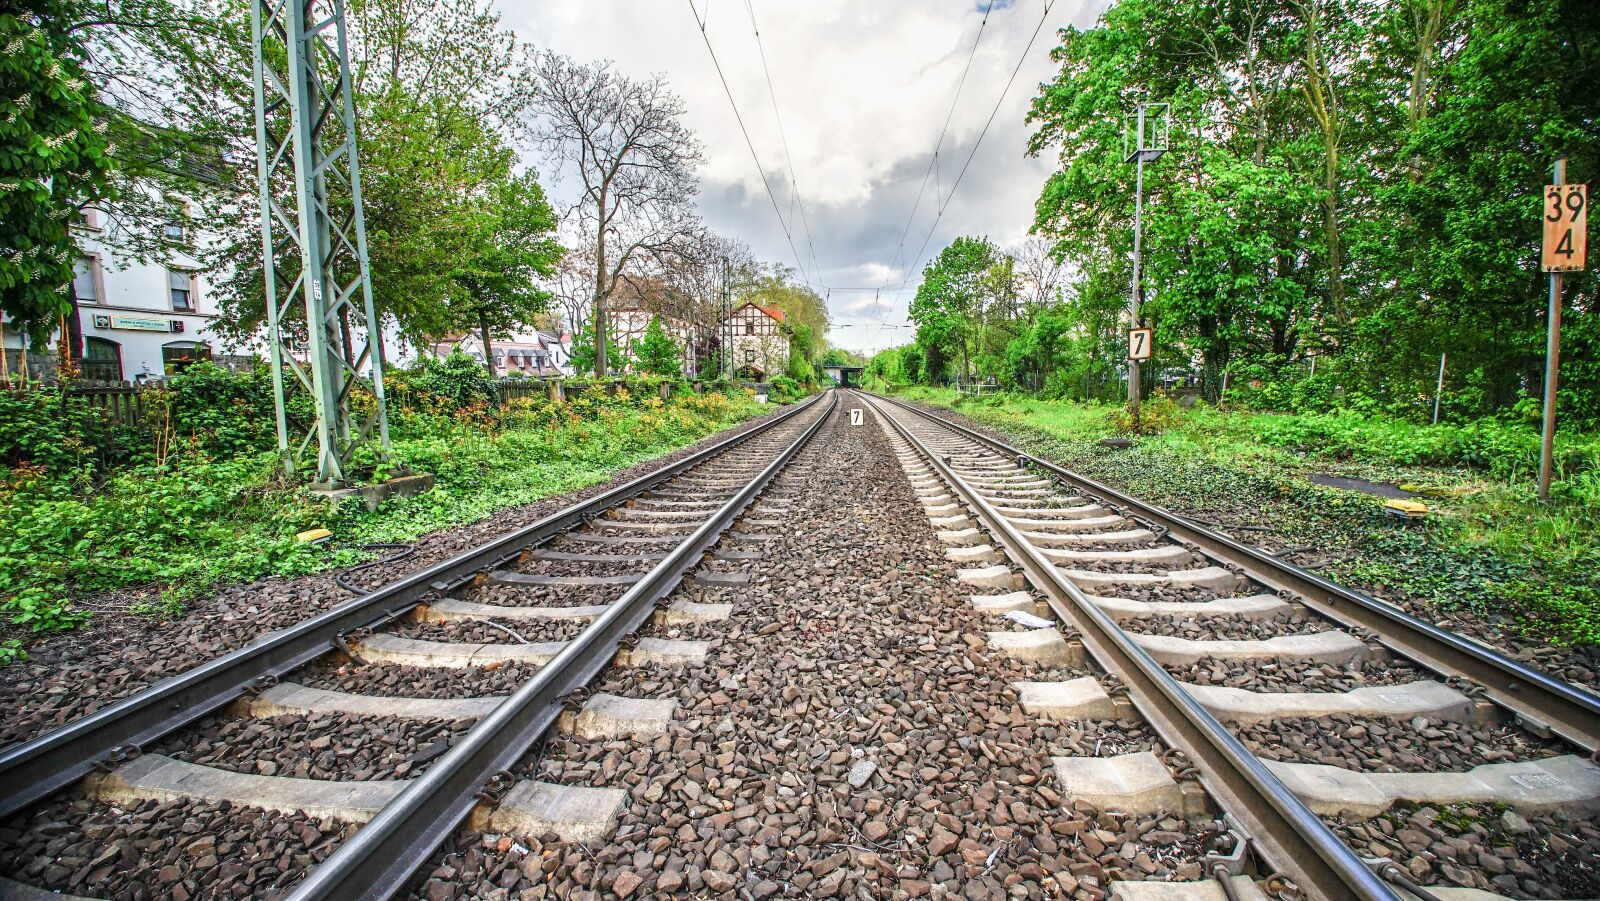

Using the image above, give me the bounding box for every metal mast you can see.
[1123,101,1168,427]
[251,0,390,488]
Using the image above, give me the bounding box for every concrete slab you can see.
[529,548,667,563]
[653,599,733,625]
[936,527,987,546]
[1040,545,1193,566]
[1051,751,1201,815]
[1109,877,1270,901]
[970,591,1038,615]
[613,637,710,668]
[1184,680,1474,725]
[355,633,567,668]
[1266,754,1600,819]
[487,570,642,587]
[995,505,1107,521]
[1089,593,1289,622]
[693,571,749,587]
[478,781,627,844]
[946,544,1001,564]
[1022,528,1156,548]
[924,503,964,517]
[0,877,102,900]
[1130,630,1367,666]
[1013,677,1121,719]
[958,565,1021,590]
[1062,566,1237,592]
[1013,515,1129,533]
[87,754,402,823]
[929,514,975,529]
[557,693,677,739]
[415,598,610,623]
[236,682,502,722]
[987,628,1079,667]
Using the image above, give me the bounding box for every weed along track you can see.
[0,392,834,900]
[2,388,1597,901]
[859,391,1600,901]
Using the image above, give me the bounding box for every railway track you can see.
[0,390,835,900]
[858,390,1600,901]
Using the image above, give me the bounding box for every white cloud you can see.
[498,0,1109,353]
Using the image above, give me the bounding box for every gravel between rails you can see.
[1122,613,1327,640]
[409,397,1217,901]
[0,403,797,748]
[151,713,473,782]
[892,398,1600,691]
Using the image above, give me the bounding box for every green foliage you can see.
[0,381,766,638]
[570,320,627,378]
[0,3,113,347]
[899,387,1600,646]
[632,315,683,378]
[408,350,499,411]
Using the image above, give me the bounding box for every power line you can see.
[744,0,826,287]
[887,5,993,280]
[881,0,1057,291]
[686,0,818,288]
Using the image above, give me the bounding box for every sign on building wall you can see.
[94,314,179,332]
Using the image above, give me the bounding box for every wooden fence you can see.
[4,380,151,429]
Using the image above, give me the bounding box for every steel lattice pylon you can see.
[250,0,389,487]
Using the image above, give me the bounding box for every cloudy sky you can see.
[498,0,1110,354]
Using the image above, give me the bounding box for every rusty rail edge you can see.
[288,390,837,900]
[0,391,829,821]
[858,391,1397,901]
[869,392,1600,753]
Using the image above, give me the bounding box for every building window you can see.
[745,349,756,364]
[73,208,100,230]
[82,337,121,383]
[169,269,195,311]
[162,340,211,374]
[73,256,101,303]
[163,203,188,242]
[744,321,754,335]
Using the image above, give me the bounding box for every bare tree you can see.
[529,52,704,376]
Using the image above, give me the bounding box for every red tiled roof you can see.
[749,303,785,322]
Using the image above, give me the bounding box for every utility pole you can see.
[251,0,389,487]
[1124,102,1168,427]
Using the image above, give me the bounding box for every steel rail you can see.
[289,390,837,900]
[857,391,1398,901]
[870,392,1600,752]
[0,392,828,821]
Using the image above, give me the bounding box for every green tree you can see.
[633,315,683,378]
[0,2,112,351]
[908,237,999,381]
[570,319,625,377]
[449,171,565,374]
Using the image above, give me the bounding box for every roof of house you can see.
[736,301,785,323]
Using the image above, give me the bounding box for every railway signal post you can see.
[1539,157,1588,500]
[1124,102,1168,427]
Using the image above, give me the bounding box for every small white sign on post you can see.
[849,408,863,425]
[1128,328,1153,361]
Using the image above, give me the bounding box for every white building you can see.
[430,328,574,378]
[607,307,698,378]
[725,302,788,381]
[1,202,255,383]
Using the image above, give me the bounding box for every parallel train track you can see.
[0,391,835,900]
[859,390,1600,901]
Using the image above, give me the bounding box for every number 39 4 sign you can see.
[1543,183,1588,272]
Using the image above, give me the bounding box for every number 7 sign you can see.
[1543,183,1588,272]
[1128,328,1153,361]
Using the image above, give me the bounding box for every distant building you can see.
[606,307,698,378]
[431,328,573,378]
[2,201,257,383]
[724,302,788,380]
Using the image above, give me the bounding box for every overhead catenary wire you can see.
[686,0,820,288]
[886,4,994,281]
[744,0,826,287]
[881,0,1058,291]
